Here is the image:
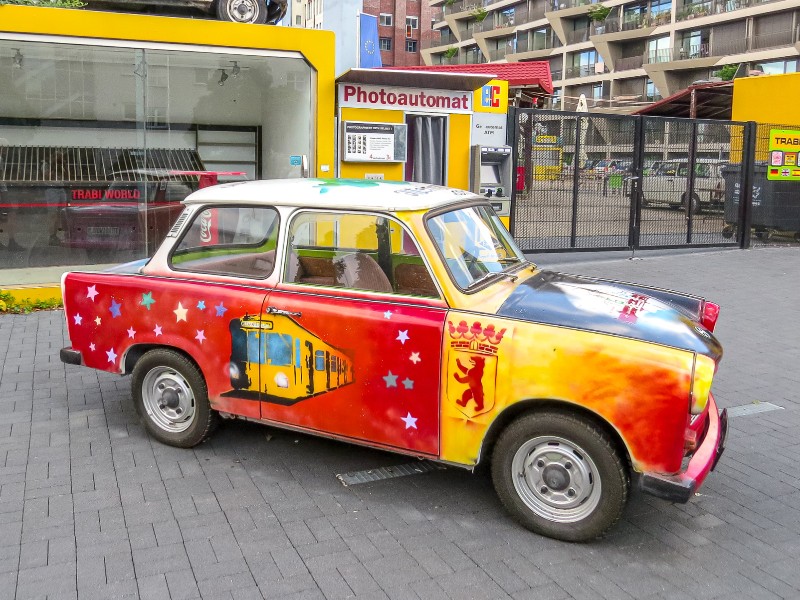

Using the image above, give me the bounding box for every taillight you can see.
[690,354,715,415]
[700,300,720,332]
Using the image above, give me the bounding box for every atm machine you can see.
[470,145,513,228]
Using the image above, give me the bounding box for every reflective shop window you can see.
[0,39,314,275]
[170,206,280,278]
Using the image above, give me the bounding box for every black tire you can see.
[131,349,218,448]
[216,0,269,24]
[681,192,702,215]
[721,224,736,239]
[491,410,629,542]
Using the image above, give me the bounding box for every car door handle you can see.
[266,306,302,318]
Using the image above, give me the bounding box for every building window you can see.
[753,59,798,74]
[379,13,392,26]
[406,40,418,52]
[379,38,392,51]
[295,15,301,25]
[406,16,418,29]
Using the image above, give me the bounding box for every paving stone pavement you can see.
[2,246,800,600]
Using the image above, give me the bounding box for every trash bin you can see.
[722,162,800,241]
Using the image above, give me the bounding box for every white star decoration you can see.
[127,327,136,339]
[174,302,188,322]
[153,324,163,337]
[89,343,96,351]
[94,316,101,326]
[396,330,410,345]
[86,285,98,301]
[409,352,421,364]
[383,371,398,388]
[195,330,206,344]
[384,310,393,320]
[73,314,83,325]
[401,412,418,430]
[106,348,117,365]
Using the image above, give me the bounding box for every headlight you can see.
[690,354,715,415]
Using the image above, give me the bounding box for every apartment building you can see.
[424,0,800,112]
[293,1,434,68]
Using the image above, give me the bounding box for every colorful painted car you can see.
[59,178,728,541]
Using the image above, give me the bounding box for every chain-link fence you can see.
[509,109,755,252]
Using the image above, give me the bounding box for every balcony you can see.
[565,27,592,44]
[546,0,600,12]
[676,0,785,20]
[432,7,444,22]
[564,62,609,77]
[615,55,645,70]
[422,29,457,49]
[516,34,559,53]
[644,48,673,63]
[599,11,671,34]
[674,43,710,60]
[473,5,529,33]
[487,43,517,60]
[752,28,797,50]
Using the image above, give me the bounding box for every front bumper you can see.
[60,347,82,366]
[638,394,728,503]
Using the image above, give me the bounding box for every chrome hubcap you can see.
[229,0,257,22]
[512,435,601,523]
[141,366,196,433]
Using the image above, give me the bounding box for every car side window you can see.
[285,211,439,298]
[170,206,279,278]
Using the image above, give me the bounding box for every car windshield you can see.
[427,205,526,289]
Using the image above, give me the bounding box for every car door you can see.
[254,209,448,457]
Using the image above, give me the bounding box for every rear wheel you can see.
[131,349,218,448]
[491,411,629,542]
[216,0,269,23]
[681,192,701,214]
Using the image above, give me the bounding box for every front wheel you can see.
[131,349,218,448]
[216,0,268,24]
[491,411,629,542]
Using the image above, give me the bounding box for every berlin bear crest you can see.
[446,319,504,419]
[454,356,486,412]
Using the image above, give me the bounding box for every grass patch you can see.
[0,289,63,314]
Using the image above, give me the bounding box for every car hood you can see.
[497,270,721,359]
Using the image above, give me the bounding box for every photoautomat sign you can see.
[767,128,800,181]
[342,122,408,163]
[339,84,472,113]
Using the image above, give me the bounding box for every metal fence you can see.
[509,109,757,252]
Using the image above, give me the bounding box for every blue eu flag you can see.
[359,13,382,68]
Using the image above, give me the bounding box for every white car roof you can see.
[184,178,483,212]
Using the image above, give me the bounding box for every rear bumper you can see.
[639,395,728,503]
[60,347,82,366]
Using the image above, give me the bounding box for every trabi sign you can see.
[768,128,800,181]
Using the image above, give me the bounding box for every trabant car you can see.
[59,178,727,542]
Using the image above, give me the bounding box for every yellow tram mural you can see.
[229,313,354,403]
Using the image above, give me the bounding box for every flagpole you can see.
[356,12,361,68]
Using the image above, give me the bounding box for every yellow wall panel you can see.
[447,113,472,190]
[339,108,405,181]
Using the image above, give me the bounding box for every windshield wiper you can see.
[467,270,519,289]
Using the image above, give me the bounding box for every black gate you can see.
[509,109,755,252]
